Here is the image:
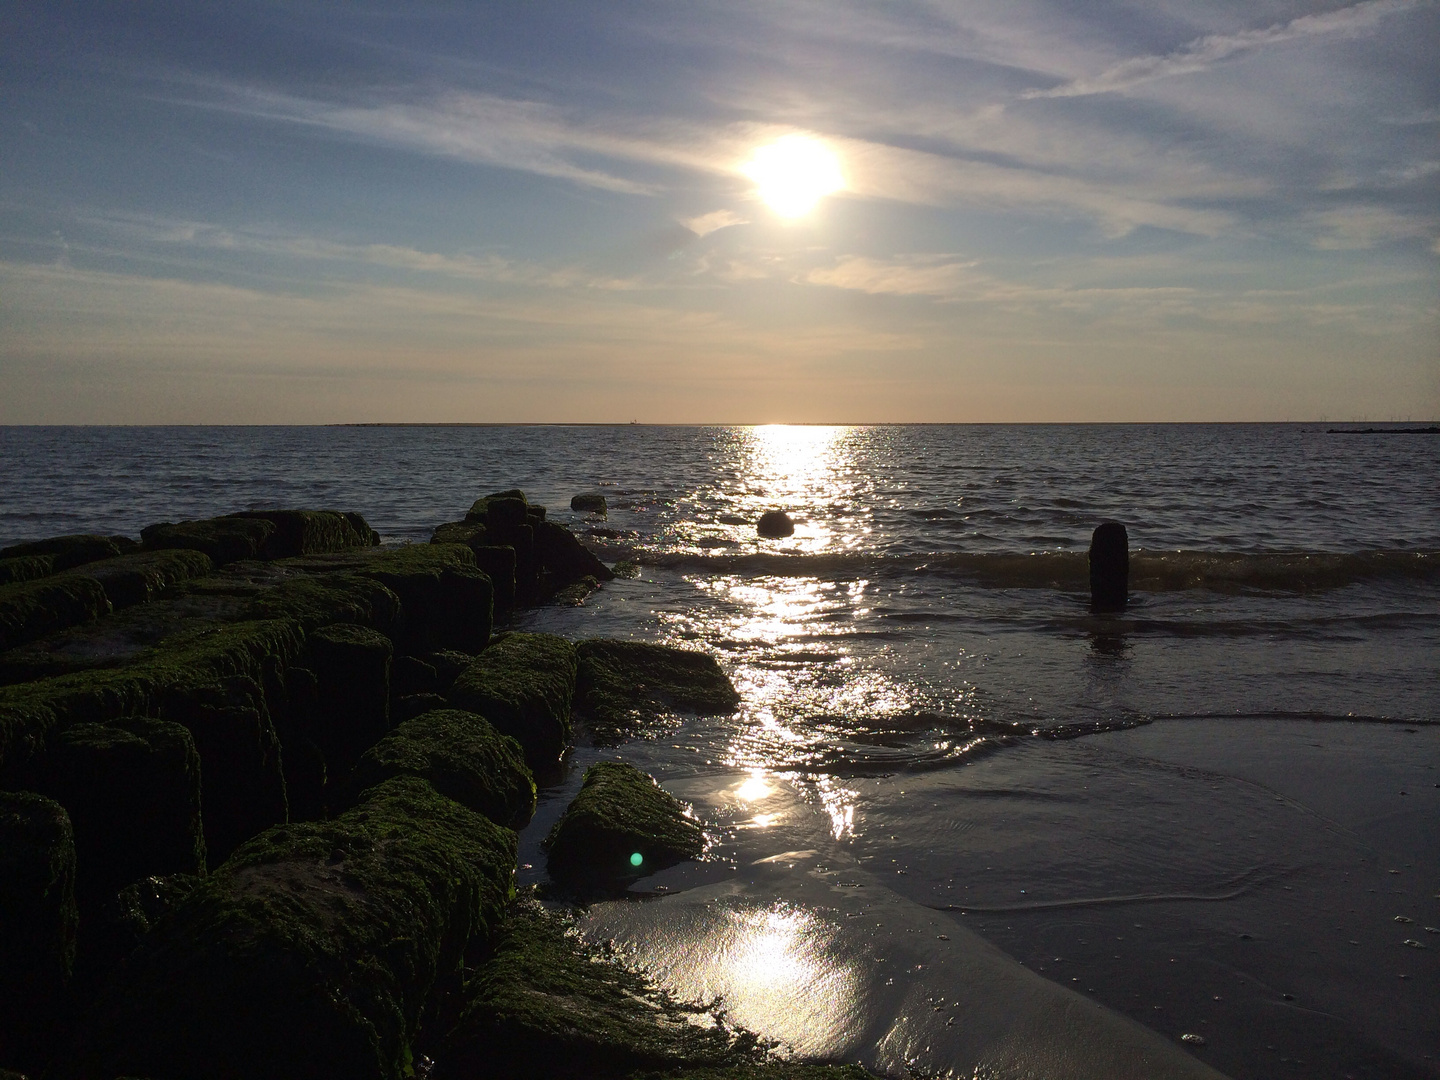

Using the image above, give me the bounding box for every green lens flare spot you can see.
[630,852,644,867]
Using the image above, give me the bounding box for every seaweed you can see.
[447,633,577,772]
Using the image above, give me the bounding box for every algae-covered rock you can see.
[658,1067,876,1079]
[435,899,740,1080]
[76,776,517,1080]
[537,519,615,587]
[100,872,201,967]
[393,692,448,724]
[230,509,380,557]
[393,655,439,696]
[0,554,56,586]
[0,574,112,653]
[576,639,740,742]
[140,516,276,565]
[428,525,517,619]
[34,718,205,917]
[544,762,704,884]
[350,709,535,827]
[0,792,77,1070]
[448,633,577,771]
[0,619,300,862]
[78,549,213,610]
[0,534,135,570]
[308,622,392,774]
[571,493,608,515]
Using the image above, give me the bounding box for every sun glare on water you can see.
[743,135,845,218]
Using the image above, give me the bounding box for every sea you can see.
[2,423,1437,1079]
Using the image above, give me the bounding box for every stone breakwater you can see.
[0,492,868,1080]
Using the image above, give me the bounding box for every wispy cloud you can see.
[1306,204,1437,249]
[682,209,747,237]
[1024,0,1424,99]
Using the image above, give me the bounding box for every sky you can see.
[1,1,1437,423]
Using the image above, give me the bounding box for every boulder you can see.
[0,554,57,587]
[536,520,614,587]
[447,633,577,773]
[756,510,795,538]
[544,762,703,885]
[392,655,438,697]
[576,639,739,743]
[72,776,516,1080]
[570,493,608,515]
[33,718,205,919]
[0,792,77,1072]
[434,899,738,1080]
[1088,521,1129,612]
[0,574,112,653]
[78,549,213,610]
[0,534,135,571]
[485,496,529,532]
[140,516,276,566]
[427,526,517,619]
[349,709,535,828]
[142,511,377,566]
[307,623,392,775]
[392,692,447,725]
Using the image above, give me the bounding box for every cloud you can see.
[682,209,748,237]
[1307,205,1436,249]
[1024,0,1424,99]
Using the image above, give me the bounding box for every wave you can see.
[627,548,1439,593]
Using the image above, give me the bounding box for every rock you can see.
[33,718,205,920]
[425,650,474,695]
[0,534,135,571]
[576,639,739,743]
[349,709,535,828]
[392,692,448,725]
[570,493,608,515]
[427,525,517,619]
[101,872,201,966]
[1088,521,1129,612]
[447,633,577,773]
[307,623,392,775]
[142,511,376,566]
[434,899,738,1080]
[756,510,795,538]
[391,655,438,697]
[550,575,601,607]
[0,574,112,653]
[73,775,516,1080]
[0,792,77,1072]
[140,516,276,566]
[544,761,703,885]
[0,554,58,586]
[536,520,614,588]
[78,549,213,610]
[485,496,529,532]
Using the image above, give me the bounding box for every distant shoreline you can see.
[1327,426,1440,434]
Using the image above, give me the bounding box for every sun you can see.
[743,134,845,218]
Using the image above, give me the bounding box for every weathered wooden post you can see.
[1089,521,1128,612]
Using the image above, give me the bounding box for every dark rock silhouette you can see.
[1088,521,1129,612]
[570,493,608,515]
[756,510,795,538]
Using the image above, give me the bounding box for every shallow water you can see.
[3,423,1437,1077]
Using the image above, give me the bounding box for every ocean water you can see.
[2,423,1437,1079]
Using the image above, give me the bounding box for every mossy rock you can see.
[576,640,740,742]
[571,493,608,515]
[0,554,56,586]
[0,619,301,862]
[33,718,205,919]
[141,516,276,566]
[431,520,485,547]
[0,534,135,570]
[464,488,528,526]
[447,633,576,772]
[99,872,202,970]
[76,776,517,1080]
[435,899,742,1080]
[544,762,703,885]
[78,549,214,610]
[350,709,535,827]
[229,509,380,557]
[642,1067,876,1079]
[537,519,615,587]
[307,622,392,775]
[0,574,112,653]
[0,792,77,1071]
[428,526,517,619]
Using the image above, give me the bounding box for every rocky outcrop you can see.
[576,639,739,742]
[447,633,577,773]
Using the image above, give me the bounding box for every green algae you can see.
[76,776,517,1080]
[229,509,379,557]
[79,549,213,610]
[447,633,577,772]
[0,554,56,587]
[544,762,704,885]
[576,640,740,743]
[350,708,535,827]
[0,534,134,570]
[141,516,276,565]
[0,792,77,1072]
[435,899,745,1080]
[0,574,113,654]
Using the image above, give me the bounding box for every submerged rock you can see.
[73,776,516,1080]
[435,899,741,1080]
[576,639,739,742]
[544,761,704,885]
[0,791,77,1072]
[349,708,535,828]
[756,510,795,538]
[447,633,577,772]
[570,493,608,515]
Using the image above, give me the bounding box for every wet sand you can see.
[519,719,1439,1078]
